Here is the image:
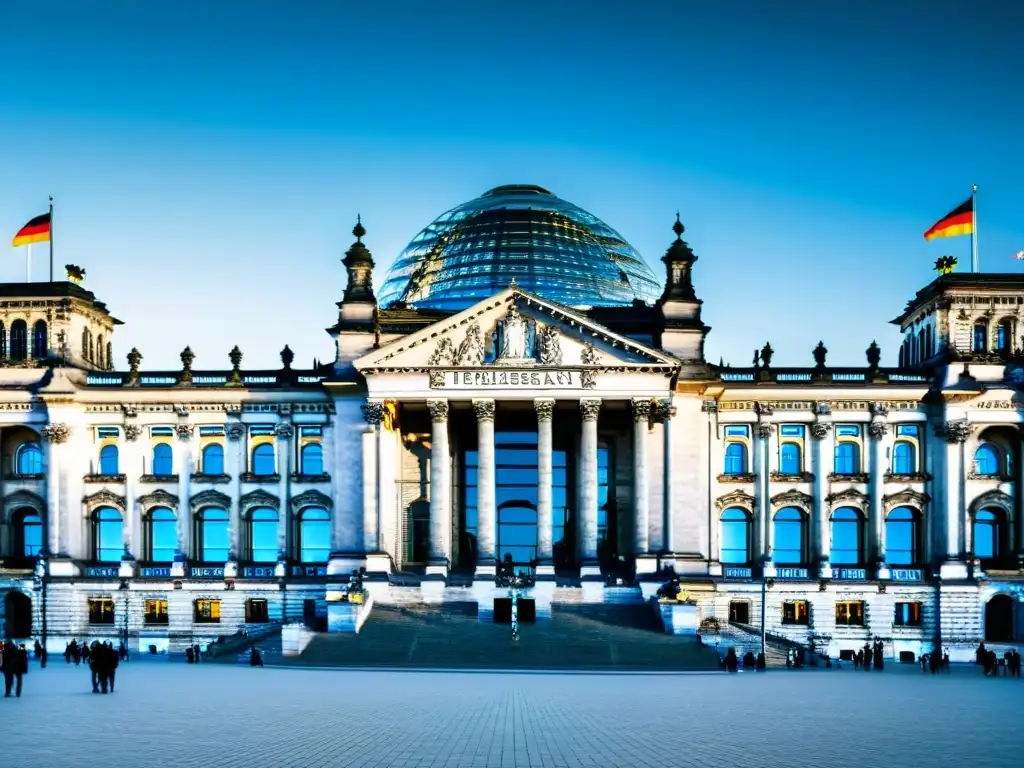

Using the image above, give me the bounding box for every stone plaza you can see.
[2,663,1022,767]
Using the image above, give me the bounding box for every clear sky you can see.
[0,0,1020,370]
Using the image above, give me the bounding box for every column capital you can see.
[275,422,294,440]
[42,423,71,444]
[631,397,653,422]
[868,420,888,440]
[175,423,195,441]
[362,401,386,426]
[124,423,142,442]
[226,423,245,441]
[756,422,774,440]
[580,398,602,422]
[472,399,496,423]
[937,419,972,443]
[810,422,831,440]
[427,399,449,423]
[534,398,555,422]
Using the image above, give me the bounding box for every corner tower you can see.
[658,214,710,370]
[328,217,378,370]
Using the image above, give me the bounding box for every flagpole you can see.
[26,243,32,283]
[48,196,54,282]
[972,184,979,273]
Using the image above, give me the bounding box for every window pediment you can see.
[83,488,126,512]
[825,488,869,511]
[291,489,332,513]
[190,489,231,512]
[770,489,813,510]
[969,489,1013,515]
[240,488,279,513]
[3,489,45,516]
[715,490,754,512]
[138,488,179,510]
[882,488,930,510]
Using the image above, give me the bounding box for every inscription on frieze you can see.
[431,369,585,390]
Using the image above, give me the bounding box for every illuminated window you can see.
[194,599,221,623]
[88,597,115,625]
[144,599,169,625]
[782,600,809,626]
[245,598,269,623]
[835,600,865,626]
[894,601,922,627]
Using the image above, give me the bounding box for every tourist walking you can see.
[3,642,28,698]
[873,639,884,671]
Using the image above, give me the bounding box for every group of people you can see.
[85,641,121,693]
[1,640,30,698]
[721,647,767,672]
[976,643,1022,677]
[185,643,203,663]
[850,640,885,671]
[920,650,951,673]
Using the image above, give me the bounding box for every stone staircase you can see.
[275,602,721,670]
[700,622,825,668]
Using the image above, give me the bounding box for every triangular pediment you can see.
[356,286,678,373]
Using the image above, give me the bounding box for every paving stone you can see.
[2,662,1023,768]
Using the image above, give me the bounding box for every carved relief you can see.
[454,322,485,366]
[274,423,294,439]
[631,398,652,422]
[938,420,972,443]
[825,487,869,510]
[580,370,596,390]
[472,399,496,422]
[83,488,126,511]
[175,423,194,441]
[240,488,280,513]
[429,370,445,388]
[580,399,602,422]
[969,489,1013,514]
[755,402,774,417]
[868,421,888,440]
[870,402,890,418]
[427,337,457,366]
[815,402,832,416]
[138,488,179,510]
[427,399,449,423]
[124,424,142,442]
[42,423,71,444]
[226,423,245,441]
[882,488,930,510]
[714,489,755,512]
[534,399,555,422]
[756,423,775,440]
[190,489,231,512]
[537,325,563,365]
[580,343,599,366]
[810,422,831,440]
[497,303,531,360]
[770,489,813,510]
[291,489,333,513]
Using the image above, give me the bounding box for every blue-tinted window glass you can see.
[973,509,1000,559]
[830,508,862,565]
[200,508,229,562]
[301,444,323,475]
[249,507,278,562]
[974,324,987,352]
[724,443,747,475]
[149,507,177,562]
[835,425,859,437]
[997,324,1008,351]
[773,507,804,564]
[780,443,801,474]
[724,426,749,438]
[152,443,173,475]
[886,507,918,565]
[896,425,919,438]
[893,442,916,474]
[780,425,804,438]
[252,444,276,475]
[17,442,43,474]
[203,444,225,475]
[99,445,119,475]
[299,507,330,562]
[95,507,123,562]
[19,512,42,557]
[974,444,1000,476]
[833,442,859,474]
[720,508,750,564]
[32,319,48,358]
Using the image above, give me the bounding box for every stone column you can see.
[811,422,832,578]
[124,425,142,557]
[42,423,69,556]
[175,424,194,559]
[631,398,652,561]
[868,416,888,577]
[426,399,451,575]
[579,398,601,575]
[226,422,245,562]
[662,400,678,556]
[276,423,293,561]
[362,402,384,553]
[473,399,497,575]
[939,419,971,578]
[754,423,772,567]
[535,399,555,575]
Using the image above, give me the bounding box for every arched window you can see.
[248,507,279,562]
[82,328,90,362]
[886,507,919,565]
[779,443,801,474]
[99,445,119,475]
[917,328,925,360]
[925,326,933,357]
[892,442,916,474]
[973,508,1004,559]
[197,507,229,562]
[32,319,48,359]
[106,341,113,370]
[973,444,1000,476]
[973,322,987,353]
[0,321,6,357]
[9,319,27,360]
[985,595,1014,642]
[202,444,225,475]
[830,507,863,565]
[152,443,173,475]
[251,443,276,476]
[147,507,177,562]
[13,508,42,557]
[96,335,105,368]
[93,507,123,562]
[723,443,747,475]
[16,441,43,475]
[298,507,330,562]
[720,508,751,564]
[834,443,859,475]
[996,320,1012,353]
[773,507,805,564]
[300,443,323,475]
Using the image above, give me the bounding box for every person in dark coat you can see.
[186,646,194,664]
[103,642,120,692]
[862,644,872,671]
[89,642,102,692]
[3,643,28,697]
[873,640,884,671]
[724,647,739,673]
[742,651,756,670]
[193,643,201,663]
[249,646,264,667]
[756,652,767,671]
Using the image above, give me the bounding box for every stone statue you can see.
[454,322,484,366]
[537,325,563,365]
[499,304,530,360]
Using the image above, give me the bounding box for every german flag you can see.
[924,198,973,241]
[12,212,51,246]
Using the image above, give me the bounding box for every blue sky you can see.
[0,0,1020,369]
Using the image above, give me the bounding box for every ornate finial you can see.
[672,212,684,240]
[280,344,294,370]
[866,340,881,369]
[352,214,365,242]
[179,346,195,386]
[227,345,243,386]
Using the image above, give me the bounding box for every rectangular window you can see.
[249,425,274,436]
[835,425,860,437]
[896,425,919,438]
[96,427,120,439]
[199,426,225,436]
[894,601,922,626]
[88,597,116,625]
[781,600,809,625]
[245,598,269,623]
[151,426,173,437]
[724,425,749,438]
[194,599,221,623]
[835,600,865,626]
[300,426,323,437]
[144,598,169,625]
[780,425,804,437]
[728,601,750,624]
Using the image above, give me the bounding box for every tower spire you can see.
[342,215,376,304]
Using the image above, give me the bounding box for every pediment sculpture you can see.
[454,322,485,366]
[538,324,563,365]
[496,303,533,362]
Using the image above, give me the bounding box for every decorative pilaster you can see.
[754,422,773,569]
[473,399,497,575]
[579,398,602,575]
[275,422,294,561]
[664,400,680,558]
[868,409,889,577]
[124,425,141,558]
[535,399,555,574]
[631,398,652,559]
[42,423,70,556]
[938,419,971,577]
[226,422,245,562]
[362,402,385,554]
[426,399,451,575]
[175,423,194,559]
[811,421,832,578]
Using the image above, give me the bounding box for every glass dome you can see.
[377,185,662,310]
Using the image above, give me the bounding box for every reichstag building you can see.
[0,183,1022,661]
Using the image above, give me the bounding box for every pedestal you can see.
[939,559,969,579]
[635,554,660,575]
[365,552,393,576]
[657,602,699,636]
[424,561,449,578]
[326,594,374,633]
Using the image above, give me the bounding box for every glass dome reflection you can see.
[377,185,661,310]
